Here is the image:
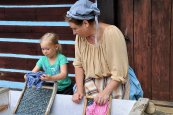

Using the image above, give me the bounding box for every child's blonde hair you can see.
[40,33,62,53]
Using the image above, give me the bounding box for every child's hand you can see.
[72,91,84,104]
[24,75,27,81]
[40,74,51,81]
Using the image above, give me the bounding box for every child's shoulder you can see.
[57,53,67,59]
[39,55,47,60]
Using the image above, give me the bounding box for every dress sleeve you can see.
[105,26,129,84]
[73,36,83,67]
[36,56,43,68]
[59,54,68,66]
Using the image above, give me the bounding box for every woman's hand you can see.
[94,80,119,105]
[72,91,84,104]
[94,91,110,105]
[40,74,52,81]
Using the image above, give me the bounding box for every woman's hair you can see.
[40,33,62,53]
[65,16,95,26]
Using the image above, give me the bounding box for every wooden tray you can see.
[13,82,57,115]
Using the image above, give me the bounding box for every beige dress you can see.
[73,25,129,99]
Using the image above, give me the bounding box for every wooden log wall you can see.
[117,0,173,101]
[0,0,77,87]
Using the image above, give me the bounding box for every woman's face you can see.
[69,21,90,38]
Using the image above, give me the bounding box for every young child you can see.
[31,32,73,95]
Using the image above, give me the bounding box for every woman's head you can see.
[40,33,62,58]
[65,0,100,37]
[65,18,95,37]
[66,0,100,20]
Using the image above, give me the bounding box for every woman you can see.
[66,0,129,105]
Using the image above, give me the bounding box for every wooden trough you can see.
[1,87,173,115]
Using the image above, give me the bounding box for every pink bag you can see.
[86,102,109,115]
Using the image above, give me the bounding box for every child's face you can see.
[40,41,58,58]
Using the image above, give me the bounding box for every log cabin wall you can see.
[116,0,173,101]
[0,0,173,101]
[0,0,76,87]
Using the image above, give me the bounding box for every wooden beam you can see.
[151,100,173,108]
[129,98,149,115]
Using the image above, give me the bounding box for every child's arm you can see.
[24,65,40,80]
[41,64,67,81]
[32,65,40,72]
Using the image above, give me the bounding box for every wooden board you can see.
[134,0,152,98]
[117,0,134,67]
[151,0,171,101]
[13,82,57,115]
[0,26,73,34]
[170,0,173,101]
[2,8,69,21]
[0,33,75,40]
[0,0,76,5]
[0,42,74,56]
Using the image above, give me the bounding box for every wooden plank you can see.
[0,57,74,74]
[0,26,72,34]
[3,8,69,21]
[0,72,24,82]
[155,106,173,114]
[0,9,5,19]
[0,33,75,40]
[129,98,149,115]
[151,100,173,108]
[0,42,41,55]
[134,0,152,98]
[4,8,35,21]
[0,0,76,5]
[151,0,171,100]
[170,0,173,101]
[0,57,37,70]
[117,0,134,67]
[36,8,69,21]
[0,42,74,56]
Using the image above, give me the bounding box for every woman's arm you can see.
[41,64,68,81]
[72,66,85,103]
[75,67,84,93]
